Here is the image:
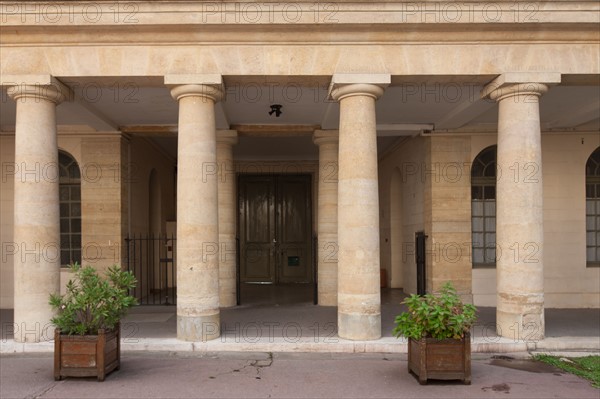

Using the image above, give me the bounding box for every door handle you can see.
[271,238,278,256]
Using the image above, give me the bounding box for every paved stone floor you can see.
[1,351,599,399]
[1,287,599,354]
[1,286,598,397]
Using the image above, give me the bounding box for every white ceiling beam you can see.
[545,99,600,129]
[57,99,119,132]
[435,97,496,130]
[51,78,120,132]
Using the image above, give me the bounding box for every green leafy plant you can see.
[392,282,477,340]
[49,263,137,335]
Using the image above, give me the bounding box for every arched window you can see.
[471,146,497,268]
[59,151,81,267]
[586,147,600,266]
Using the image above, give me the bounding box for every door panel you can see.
[239,175,312,284]
[240,176,275,282]
[278,176,312,283]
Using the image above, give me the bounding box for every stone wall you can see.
[378,131,600,308]
[378,136,427,295]
[471,132,600,308]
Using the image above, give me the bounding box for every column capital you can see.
[482,72,561,102]
[328,73,390,102]
[313,130,339,146]
[165,74,224,103]
[169,84,224,103]
[6,75,71,104]
[217,129,238,146]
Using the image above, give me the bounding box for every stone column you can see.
[313,130,339,306]
[216,130,238,307]
[168,78,223,341]
[482,72,560,341]
[330,74,390,340]
[8,81,67,342]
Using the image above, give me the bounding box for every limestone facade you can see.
[0,1,599,343]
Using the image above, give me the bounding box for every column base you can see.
[338,312,381,340]
[177,313,221,341]
[496,309,545,342]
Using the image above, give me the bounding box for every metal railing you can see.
[125,234,177,305]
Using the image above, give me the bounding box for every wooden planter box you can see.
[407,333,471,385]
[54,325,120,381]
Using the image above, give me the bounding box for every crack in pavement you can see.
[208,352,274,381]
[249,352,274,379]
[26,380,62,399]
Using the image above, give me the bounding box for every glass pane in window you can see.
[72,250,81,264]
[485,233,496,247]
[72,234,81,248]
[59,152,70,166]
[586,200,596,215]
[484,248,496,263]
[485,217,496,231]
[60,203,69,217]
[60,219,69,231]
[483,162,497,177]
[71,188,81,201]
[484,186,496,200]
[472,233,484,247]
[473,248,484,264]
[472,186,483,200]
[471,159,484,177]
[587,247,597,262]
[60,187,69,201]
[472,218,484,232]
[472,201,483,216]
[60,234,70,247]
[586,216,596,230]
[71,218,81,233]
[69,164,80,179]
[71,203,81,217]
[587,232,595,246]
[484,201,496,215]
[61,250,70,266]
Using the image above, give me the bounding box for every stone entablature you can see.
[1,1,599,27]
[1,2,599,79]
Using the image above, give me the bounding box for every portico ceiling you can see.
[0,77,598,160]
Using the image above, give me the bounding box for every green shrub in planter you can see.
[49,263,137,335]
[392,282,477,340]
[392,282,477,384]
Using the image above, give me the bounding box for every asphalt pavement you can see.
[1,351,598,399]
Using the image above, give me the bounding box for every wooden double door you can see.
[238,175,313,284]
